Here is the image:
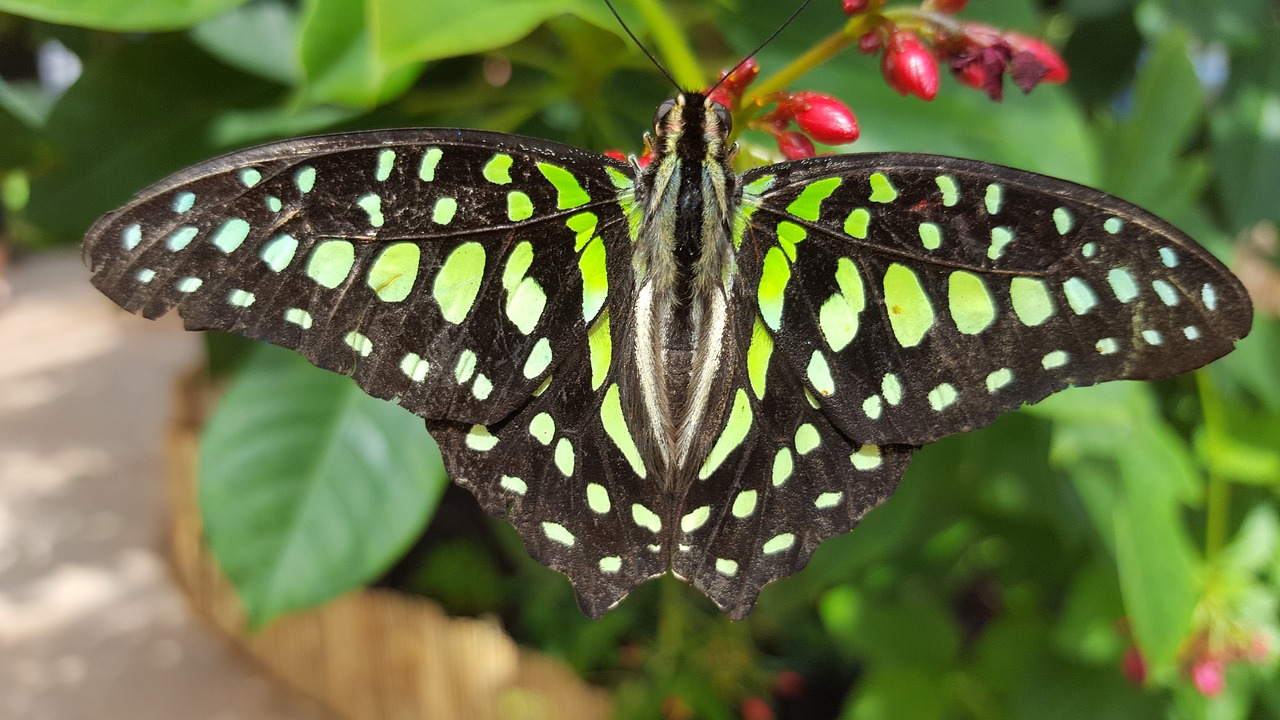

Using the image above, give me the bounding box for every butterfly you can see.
[83,88,1253,619]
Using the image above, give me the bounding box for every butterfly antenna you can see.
[710,0,814,92]
[603,0,680,90]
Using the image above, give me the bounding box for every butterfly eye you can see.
[654,99,677,129]
[711,102,733,133]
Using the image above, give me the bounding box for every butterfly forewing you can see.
[740,154,1252,447]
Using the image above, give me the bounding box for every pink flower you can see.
[1190,658,1226,697]
[881,31,939,100]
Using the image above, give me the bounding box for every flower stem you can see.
[1196,370,1230,561]
[631,0,705,89]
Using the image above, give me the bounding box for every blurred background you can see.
[0,0,1277,718]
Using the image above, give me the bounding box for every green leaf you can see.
[189,0,302,84]
[0,0,249,31]
[1208,26,1280,232]
[200,344,446,628]
[297,0,423,107]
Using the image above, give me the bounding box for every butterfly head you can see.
[648,92,735,166]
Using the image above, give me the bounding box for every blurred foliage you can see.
[2,0,1277,718]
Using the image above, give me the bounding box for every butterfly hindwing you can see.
[740,153,1253,447]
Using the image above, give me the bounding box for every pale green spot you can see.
[507,191,533,221]
[698,389,752,480]
[1053,206,1074,235]
[927,383,958,411]
[523,337,552,379]
[503,242,534,291]
[344,331,373,357]
[227,289,255,307]
[1202,283,1218,310]
[681,506,711,533]
[869,172,897,202]
[483,153,513,185]
[632,503,661,533]
[166,226,198,251]
[506,277,546,334]
[786,177,841,221]
[418,148,442,181]
[819,257,865,351]
[587,313,612,390]
[746,317,774,399]
[374,149,396,181]
[883,263,935,347]
[601,384,646,477]
[1184,326,1201,340]
[863,395,883,419]
[776,221,806,261]
[1104,217,1123,234]
[122,224,142,250]
[533,376,551,396]
[1108,267,1139,303]
[795,423,821,455]
[465,424,497,451]
[881,373,903,406]
[1010,277,1054,326]
[1142,329,1163,345]
[432,196,457,225]
[806,351,835,397]
[948,271,996,334]
[731,490,758,519]
[175,277,202,293]
[537,162,590,208]
[985,183,1002,214]
[988,226,1014,260]
[173,192,195,213]
[528,413,555,446]
[772,448,793,487]
[1160,247,1179,268]
[599,556,622,573]
[306,240,355,289]
[135,268,155,283]
[295,165,316,193]
[986,368,1013,392]
[1096,338,1119,355]
[918,222,942,250]
[586,483,611,514]
[715,558,739,577]
[1063,276,1098,315]
[1082,242,1098,258]
[851,444,882,470]
[357,193,384,227]
[554,438,575,476]
[1042,350,1069,369]
[210,218,250,254]
[542,522,574,546]
[758,247,791,330]
[368,242,420,302]
[936,175,959,206]
[284,308,313,329]
[843,207,870,238]
[579,235,608,323]
[454,349,477,384]
[763,533,795,554]
[433,242,485,323]
[567,212,598,251]
[1152,279,1179,306]
[400,353,429,382]
[261,234,298,272]
[500,476,527,495]
[605,166,632,189]
[815,492,842,509]
[265,196,282,212]
[240,168,261,187]
[744,175,775,194]
[805,389,820,409]
[471,374,493,400]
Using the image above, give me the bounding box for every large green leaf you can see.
[1208,26,1280,232]
[0,0,248,31]
[200,344,447,628]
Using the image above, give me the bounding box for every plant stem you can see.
[631,0,704,89]
[1196,370,1230,561]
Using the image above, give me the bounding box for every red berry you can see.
[777,131,815,160]
[842,0,870,15]
[721,56,760,94]
[785,91,858,145]
[881,31,939,100]
[740,696,775,720]
[603,149,626,162]
[1121,646,1147,685]
[1190,658,1226,697]
[858,31,883,55]
[1005,32,1069,83]
[772,670,805,698]
[707,87,735,111]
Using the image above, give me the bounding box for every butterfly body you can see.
[85,92,1251,619]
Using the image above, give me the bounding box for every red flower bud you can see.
[772,670,805,698]
[603,149,627,162]
[1121,646,1147,685]
[1190,658,1226,697]
[784,91,859,145]
[740,696,775,720]
[842,0,870,15]
[1005,32,1069,83]
[881,31,939,100]
[777,131,815,160]
[637,150,653,169]
[927,0,968,11]
[858,31,883,55]
[721,56,760,94]
[707,87,735,111]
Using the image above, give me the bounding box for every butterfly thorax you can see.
[626,92,741,491]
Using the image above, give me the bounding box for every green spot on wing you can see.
[1009,277,1054,326]
[261,234,298,272]
[757,247,791,331]
[367,242,420,302]
[776,221,806,261]
[883,263,934,347]
[483,153,514,184]
[602,384,646,478]
[537,162,590,209]
[936,175,958,206]
[357,193,384,227]
[947,271,996,334]
[869,172,897,202]
[432,242,484,323]
[507,191,533,221]
[432,197,457,225]
[306,240,355,289]
[375,149,395,181]
[785,177,841,221]
[579,235,608,323]
[210,217,251,254]
[843,208,870,238]
[418,148,442,181]
[746,317,774,399]
[698,389,752,479]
